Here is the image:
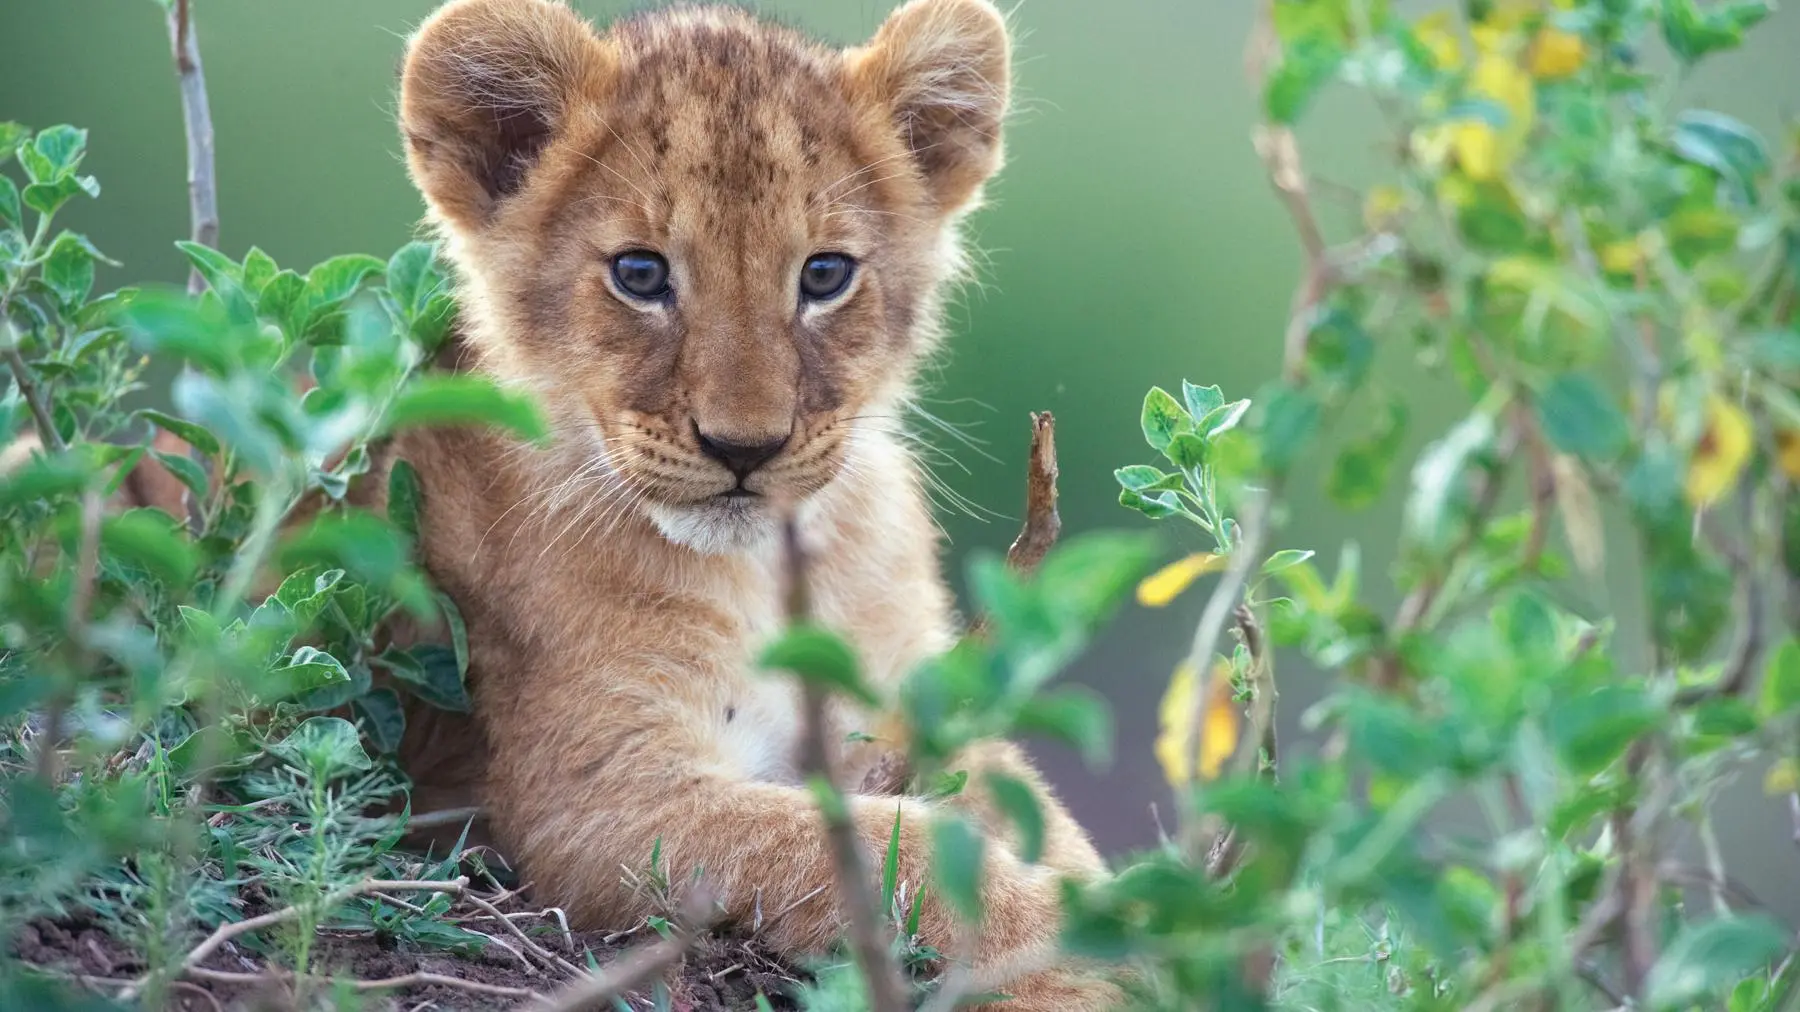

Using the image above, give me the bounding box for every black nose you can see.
[694,425,790,479]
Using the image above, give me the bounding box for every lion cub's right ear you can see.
[399,0,611,232]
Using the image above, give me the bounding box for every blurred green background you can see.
[4,0,1799,910]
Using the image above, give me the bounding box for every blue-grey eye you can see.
[799,253,855,301]
[612,250,670,300]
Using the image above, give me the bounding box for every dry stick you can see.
[120,877,469,1000]
[525,889,719,1012]
[1005,411,1061,573]
[459,888,586,977]
[776,510,911,1012]
[187,965,543,1001]
[167,0,218,295]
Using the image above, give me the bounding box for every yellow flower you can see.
[1528,28,1586,79]
[1363,185,1407,231]
[1685,395,1754,507]
[1415,11,1465,71]
[1599,238,1644,274]
[1777,429,1800,481]
[1453,54,1535,181]
[1452,122,1502,181]
[1766,758,1799,796]
[1154,659,1241,787]
[1136,552,1225,608]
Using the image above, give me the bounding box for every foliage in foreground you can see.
[4,0,1800,1011]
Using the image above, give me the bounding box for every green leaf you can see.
[931,815,985,923]
[0,122,27,165]
[1403,412,1497,556]
[1758,638,1800,718]
[1671,111,1770,206]
[1261,549,1315,575]
[388,458,425,540]
[302,253,386,330]
[268,646,354,703]
[1327,397,1407,510]
[1660,0,1771,64]
[257,269,307,337]
[241,247,278,296]
[41,233,96,308]
[270,716,373,776]
[22,172,99,217]
[1164,432,1208,471]
[758,625,878,706]
[0,177,19,230]
[437,591,470,677]
[136,408,221,458]
[984,772,1045,864]
[1140,387,1190,452]
[31,125,87,176]
[101,508,198,586]
[1647,914,1787,1010]
[0,449,96,508]
[1015,687,1113,768]
[1266,34,1344,124]
[881,806,903,913]
[355,688,408,754]
[1119,489,1181,520]
[1182,381,1224,420]
[386,241,444,318]
[1257,384,1319,475]
[383,375,548,443]
[1536,375,1629,461]
[1198,399,1251,438]
[175,241,243,291]
[392,644,473,713]
[1113,465,1184,494]
[1548,684,1661,775]
[278,510,430,616]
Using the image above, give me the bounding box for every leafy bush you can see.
[5,1,1800,1011]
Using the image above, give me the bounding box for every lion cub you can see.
[384,0,1117,1006]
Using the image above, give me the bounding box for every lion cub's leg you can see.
[486,737,1115,1012]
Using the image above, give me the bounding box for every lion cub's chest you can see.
[714,667,805,784]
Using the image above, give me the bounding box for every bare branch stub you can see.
[1004,410,1062,575]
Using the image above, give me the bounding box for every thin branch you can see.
[187,965,543,1002]
[35,490,101,785]
[121,878,469,999]
[459,888,585,977]
[167,0,219,293]
[525,889,719,1012]
[2,343,67,454]
[777,510,910,1012]
[1678,489,1766,705]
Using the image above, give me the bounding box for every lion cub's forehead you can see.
[594,9,879,224]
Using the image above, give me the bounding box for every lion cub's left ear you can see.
[847,0,1012,214]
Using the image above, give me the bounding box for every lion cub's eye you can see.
[611,250,671,301]
[799,253,855,302]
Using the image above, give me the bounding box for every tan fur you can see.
[379,2,1121,1005]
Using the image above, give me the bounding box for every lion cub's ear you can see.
[399,0,612,232]
[848,0,1012,214]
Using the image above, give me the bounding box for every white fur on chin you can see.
[647,497,779,556]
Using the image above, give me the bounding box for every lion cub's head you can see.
[398,0,1010,553]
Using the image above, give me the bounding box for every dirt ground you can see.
[17,909,807,1011]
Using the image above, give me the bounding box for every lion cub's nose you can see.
[693,424,790,480]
